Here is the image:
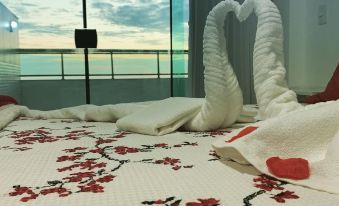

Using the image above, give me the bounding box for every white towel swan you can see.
[251,0,303,119]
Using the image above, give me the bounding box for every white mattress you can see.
[0,118,338,206]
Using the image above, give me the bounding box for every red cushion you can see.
[304,63,339,104]
[266,157,310,180]
[0,95,18,107]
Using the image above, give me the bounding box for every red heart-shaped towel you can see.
[266,157,310,180]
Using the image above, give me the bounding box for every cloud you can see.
[19,22,73,35]
[91,1,169,31]
[21,3,38,7]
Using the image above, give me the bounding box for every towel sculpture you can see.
[1,0,339,194]
[210,0,339,195]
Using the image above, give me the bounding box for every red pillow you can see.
[304,63,339,104]
[0,95,18,107]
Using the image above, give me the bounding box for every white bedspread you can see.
[1,118,339,206]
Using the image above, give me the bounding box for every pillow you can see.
[0,95,18,107]
[304,63,339,104]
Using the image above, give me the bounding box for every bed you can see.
[2,0,339,204]
[1,116,339,206]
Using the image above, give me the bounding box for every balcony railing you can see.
[3,49,188,80]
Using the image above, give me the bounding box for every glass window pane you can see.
[89,54,111,76]
[88,0,170,50]
[63,54,85,75]
[21,54,61,75]
[159,53,170,77]
[114,54,158,75]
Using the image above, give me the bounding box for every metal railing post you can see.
[61,53,65,80]
[156,51,160,79]
[110,52,114,79]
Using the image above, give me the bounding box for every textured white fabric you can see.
[213,100,339,194]
[251,0,303,119]
[1,118,339,206]
[183,0,247,131]
[116,98,203,135]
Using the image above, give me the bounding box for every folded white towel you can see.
[117,98,203,135]
[213,100,339,194]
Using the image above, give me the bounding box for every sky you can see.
[1,0,189,49]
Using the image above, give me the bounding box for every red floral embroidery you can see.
[40,187,70,197]
[114,146,139,155]
[155,157,182,171]
[243,175,300,205]
[5,122,197,203]
[89,148,104,153]
[78,181,104,193]
[65,130,94,140]
[57,160,106,172]
[63,172,96,182]
[11,128,57,145]
[209,130,230,137]
[271,191,299,203]
[155,157,180,166]
[57,155,83,162]
[63,147,87,153]
[142,197,220,206]
[186,198,220,206]
[154,143,168,148]
[253,176,284,191]
[96,138,116,145]
[96,175,115,183]
[9,186,39,202]
[0,146,32,152]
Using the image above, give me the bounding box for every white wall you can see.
[0,3,20,100]
[287,0,339,94]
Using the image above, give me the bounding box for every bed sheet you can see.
[0,118,338,206]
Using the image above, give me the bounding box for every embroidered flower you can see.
[96,175,115,183]
[155,157,180,166]
[114,146,139,155]
[57,155,83,162]
[253,175,284,191]
[40,187,70,197]
[63,147,87,153]
[89,148,104,154]
[63,172,96,182]
[271,191,299,203]
[186,198,220,206]
[78,182,104,193]
[154,143,168,148]
[96,138,116,145]
[9,186,39,202]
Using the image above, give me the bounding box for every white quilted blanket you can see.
[1,118,339,206]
